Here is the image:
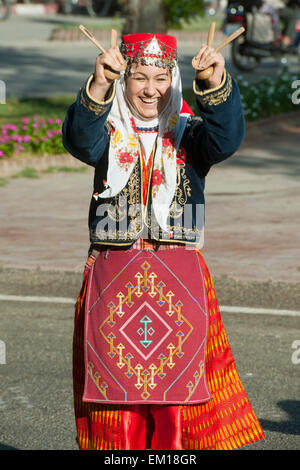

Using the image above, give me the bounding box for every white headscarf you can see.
[98,64,190,232]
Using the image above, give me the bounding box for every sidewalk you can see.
[0,112,299,283]
[203,111,300,283]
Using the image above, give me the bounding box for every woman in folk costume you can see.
[62,32,265,450]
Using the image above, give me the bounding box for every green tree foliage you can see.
[122,0,206,34]
[163,0,205,29]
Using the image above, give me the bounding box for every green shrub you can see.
[184,67,300,121]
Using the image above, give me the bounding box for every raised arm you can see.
[183,45,245,177]
[62,45,125,167]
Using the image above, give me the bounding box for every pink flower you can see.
[0,150,4,157]
[47,131,54,138]
[12,135,22,142]
[22,135,31,142]
[152,169,163,186]
[22,125,28,131]
[41,136,48,142]
[22,117,30,124]
[19,146,25,151]
[33,115,39,120]
[119,152,134,164]
[33,123,39,129]
[55,119,61,125]
[47,118,53,124]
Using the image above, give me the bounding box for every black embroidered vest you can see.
[88,139,206,246]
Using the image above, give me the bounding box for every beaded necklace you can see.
[130,116,158,164]
[136,125,159,133]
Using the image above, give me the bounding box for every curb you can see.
[0,153,87,178]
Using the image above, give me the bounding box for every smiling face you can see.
[125,64,172,119]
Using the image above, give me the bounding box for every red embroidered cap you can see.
[120,33,177,69]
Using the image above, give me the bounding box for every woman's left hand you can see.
[194,45,225,89]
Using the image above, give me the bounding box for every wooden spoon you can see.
[79,25,126,80]
[192,26,245,80]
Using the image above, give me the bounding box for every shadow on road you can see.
[0,443,19,450]
[260,400,300,436]
[224,147,300,177]
[0,47,89,98]
[29,11,92,26]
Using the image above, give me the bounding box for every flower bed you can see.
[0,115,64,159]
[236,68,300,122]
[0,68,299,160]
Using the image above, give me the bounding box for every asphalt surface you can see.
[0,12,300,452]
[0,270,299,451]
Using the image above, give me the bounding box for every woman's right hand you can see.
[90,46,126,101]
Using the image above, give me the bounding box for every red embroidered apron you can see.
[83,248,211,404]
[73,249,265,450]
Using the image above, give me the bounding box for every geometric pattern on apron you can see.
[83,249,212,404]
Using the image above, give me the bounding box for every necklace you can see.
[135,125,159,133]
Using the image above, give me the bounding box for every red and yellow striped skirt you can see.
[72,246,265,450]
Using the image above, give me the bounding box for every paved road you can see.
[0,223,299,450]
[0,268,299,451]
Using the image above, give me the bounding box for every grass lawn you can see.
[54,15,222,32]
[175,16,223,31]
[56,19,125,31]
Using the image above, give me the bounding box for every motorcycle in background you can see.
[222,1,299,71]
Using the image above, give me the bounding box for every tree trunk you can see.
[122,0,167,34]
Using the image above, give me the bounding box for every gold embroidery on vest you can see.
[197,74,232,107]
[175,165,192,206]
[80,88,108,116]
[106,161,141,224]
